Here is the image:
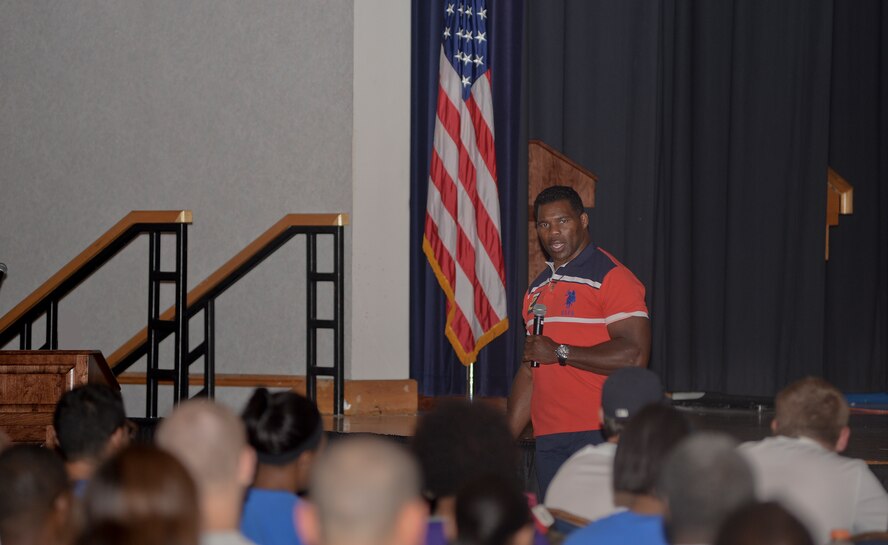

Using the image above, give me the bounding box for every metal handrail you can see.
[108,213,349,415]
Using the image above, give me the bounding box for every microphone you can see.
[530,303,546,368]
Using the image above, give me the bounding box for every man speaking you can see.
[507,185,651,497]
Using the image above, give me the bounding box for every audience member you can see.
[411,401,521,544]
[240,388,324,545]
[296,436,426,545]
[715,502,814,545]
[657,433,755,545]
[0,445,73,545]
[546,367,665,521]
[454,475,534,545]
[564,405,692,545]
[738,377,888,544]
[51,384,129,494]
[79,444,199,545]
[156,400,257,545]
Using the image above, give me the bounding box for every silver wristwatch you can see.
[555,344,570,366]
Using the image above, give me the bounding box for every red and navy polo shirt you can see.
[523,242,649,436]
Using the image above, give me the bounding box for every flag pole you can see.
[466,362,475,402]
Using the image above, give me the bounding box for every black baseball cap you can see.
[601,367,664,420]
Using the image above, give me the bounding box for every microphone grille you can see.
[532,304,547,317]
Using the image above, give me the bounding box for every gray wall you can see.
[0,1,355,415]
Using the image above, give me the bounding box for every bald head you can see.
[305,437,424,545]
[156,400,251,493]
[658,433,755,544]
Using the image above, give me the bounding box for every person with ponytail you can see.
[240,388,325,545]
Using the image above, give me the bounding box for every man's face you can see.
[535,200,590,268]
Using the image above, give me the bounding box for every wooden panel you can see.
[108,213,350,368]
[0,351,118,442]
[0,211,192,333]
[117,373,415,416]
[826,167,854,260]
[527,141,597,285]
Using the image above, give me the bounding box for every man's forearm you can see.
[506,362,533,438]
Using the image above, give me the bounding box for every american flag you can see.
[423,0,509,366]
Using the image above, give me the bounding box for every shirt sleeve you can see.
[600,266,649,324]
[852,462,888,533]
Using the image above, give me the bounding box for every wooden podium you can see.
[528,140,598,284]
[0,350,119,443]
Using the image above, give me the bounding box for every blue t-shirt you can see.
[564,511,667,545]
[241,488,303,545]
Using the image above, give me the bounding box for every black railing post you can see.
[146,231,161,418]
[205,299,215,399]
[305,233,318,405]
[47,300,58,349]
[333,226,345,416]
[173,223,188,404]
[20,322,31,349]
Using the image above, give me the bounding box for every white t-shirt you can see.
[739,435,888,544]
[545,441,618,522]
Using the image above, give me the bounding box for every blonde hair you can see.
[774,377,849,445]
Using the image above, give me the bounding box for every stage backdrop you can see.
[413,0,888,397]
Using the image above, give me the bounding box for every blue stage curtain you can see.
[409,0,526,397]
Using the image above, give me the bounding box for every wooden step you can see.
[117,373,417,416]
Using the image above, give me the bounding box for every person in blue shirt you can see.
[565,405,691,545]
[240,388,325,545]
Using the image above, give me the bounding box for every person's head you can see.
[612,404,691,510]
[715,502,813,545]
[297,437,426,545]
[52,384,128,466]
[81,444,199,545]
[0,445,72,545]
[533,185,590,268]
[600,367,665,440]
[155,399,256,531]
[454,475,533,545]
[657,433,755,545]
[772,377,850,451]
[411,401,519,503]
[242,388,324,493]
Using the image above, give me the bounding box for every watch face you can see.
[556,344,569,358]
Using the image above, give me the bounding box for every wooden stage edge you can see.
[117,374,888,469]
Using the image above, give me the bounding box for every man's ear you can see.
[598,408,605,428]
[835,426,850,453]
[238,446,258,487]
[770,418,779,435]
[295,501,320,545]
[580,211,589,229]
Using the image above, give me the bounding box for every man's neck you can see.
[66,459,96,482]
[201,492,244,533]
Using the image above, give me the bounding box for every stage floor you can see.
[323,406,888,466]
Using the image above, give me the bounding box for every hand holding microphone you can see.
[530,304,546,368]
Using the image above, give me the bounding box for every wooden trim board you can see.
[117,373,415,416]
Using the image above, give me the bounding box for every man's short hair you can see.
[411,400,519,500]
[774,377,849,445]
[53,384,127,462]
[155,399,248,494]
[310,437,421,545]
[533,185,585,221]
[612,404,691,495]
[658,433,755,544]
[0,445,69,541]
